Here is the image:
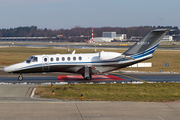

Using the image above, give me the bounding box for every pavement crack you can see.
[75,103,84,120]
[163,103,180,113]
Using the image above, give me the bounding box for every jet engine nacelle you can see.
[99,51,125,61]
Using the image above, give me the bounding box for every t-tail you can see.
[123,29,169,58]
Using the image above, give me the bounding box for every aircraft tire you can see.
[85,75,92,80]
[18,75,23,81]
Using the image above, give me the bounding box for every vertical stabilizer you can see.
[123,29,169,56]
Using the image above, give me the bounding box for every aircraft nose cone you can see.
[3,66,13,73]
[3,67,9,72]
[3,62,23,73]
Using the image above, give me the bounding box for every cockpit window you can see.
[26,56,33,63]
[32,57,38,62]
[26,56,38,63]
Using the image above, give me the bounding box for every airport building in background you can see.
[103,32,116,38]
[129,36,143,41]
[115,34,127,41]
[162,35,173,41]
[90,37,113,42]
[103,32,127,41]
[91,32,127,42]
[128,35,174,42]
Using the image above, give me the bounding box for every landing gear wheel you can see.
[18,75,23,81]
[85,75,92,80]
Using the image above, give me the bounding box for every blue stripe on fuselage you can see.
[130,43,159,59]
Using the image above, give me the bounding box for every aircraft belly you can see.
[50,65,84,73]
[12,65,84,73]
[12,66,43,73]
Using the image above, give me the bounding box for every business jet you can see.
[3,29,169,81]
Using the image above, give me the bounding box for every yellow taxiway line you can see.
[110,72,147,83]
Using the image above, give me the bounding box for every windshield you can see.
[26,56,38,63]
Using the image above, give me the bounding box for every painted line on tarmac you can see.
[110,72,147,83]
[31,88,36,98]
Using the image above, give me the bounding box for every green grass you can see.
[35,83,180,102]
[0,46,124,66]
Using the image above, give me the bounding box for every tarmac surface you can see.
[1,69,180,120]
[1,100,180,120]
[1,70,180,84]
[0,84,180,120]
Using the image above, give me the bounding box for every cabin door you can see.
[42,56,50,71]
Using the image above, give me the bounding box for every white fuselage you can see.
[3,51,152,75]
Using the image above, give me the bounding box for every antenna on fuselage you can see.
[94,45,97,53]
[72,50,76,54]
[67,45,71,53]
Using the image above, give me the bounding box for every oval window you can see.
[50,57,54,62]
[79,56,82,61]
[56,57,59,61]
[62,57,65,61]
[44,58,47,62]
[67,57,70,61]
[73,57,76,61]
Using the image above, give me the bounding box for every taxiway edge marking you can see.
[31,88,36,98]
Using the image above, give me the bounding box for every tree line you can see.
[0,26,179,39]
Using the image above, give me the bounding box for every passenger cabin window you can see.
[73,57,76,61]
[79,56,82,61]
[26,56,38,63]
[44,58,47,62]
[67,57,70,61]
[50,57,54,62]
[56,57,59,61]
[62,57,65,61]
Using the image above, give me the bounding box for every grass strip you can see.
[35,83,180,102]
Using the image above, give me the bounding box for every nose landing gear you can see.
[18,74,23,81]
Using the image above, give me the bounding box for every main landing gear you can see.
[18,74,23,81]
[84,67,92,80]
[84,75,92,80]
